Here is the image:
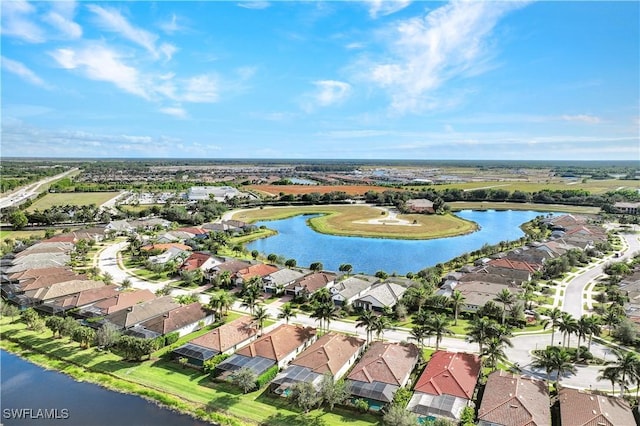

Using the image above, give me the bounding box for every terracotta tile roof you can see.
[140,302,210,335]
[43,235,77,243]
[478,371,550,426]
[52,285,119,309]
[92,289,156,315]
[236,324,316,362]
[176,227,208,235]
[347,341,420,386]
[288,272,337,293]
[488,258,541,273]
[213,259,253,274]
[105,295,180,329]
[291,332,365,375]
[559,388,634,426]
[236,263,280,280]
[20,272,88,291]
[190,316,257,353]
[141,243,192,252]
[180,252,212,271]
[26,280,105,302]
[7,267,72,281]
[14,245,71,257]
[414,351,481,399]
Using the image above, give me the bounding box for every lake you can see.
[0,350,213,426]
[246,210,557,275]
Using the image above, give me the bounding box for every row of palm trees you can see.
[543,308,601,359]
[597,349,640,397]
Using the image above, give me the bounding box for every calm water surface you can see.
[247,210,557,274]
[0,350,212,426]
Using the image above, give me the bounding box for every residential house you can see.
[558,388,634,426]
[142,243,193,253]
[353,282,407,312]
[614,201,640,215]
[285,272,337,298]
[2,269,85,302]
[24,279,105,305]
[271,332,366,394]
[148,246,191,266]
[234,263,280,287]
[129,217,172,230]
[407,351,481,421]
[175,227,209,238]
[477,371,550,426]
[2,253,70,275]
[126,302,214,339]
[452,280,522,313]
[179,252,224,281]
[105,220,135,235]
[102,296,180,330]
[215,324,317,378]
[37,285,119,315]
[331,275,378,305]
[172,316,258,367]
[262,268,308,294]
[485,258,541,282]
[346,341,420,410]
[406,199,435,214]
[79,289,156,318]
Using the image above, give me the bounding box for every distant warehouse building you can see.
[187,186,244,202]
[614,202,640,215]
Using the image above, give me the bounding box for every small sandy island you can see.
[353,206,420,226]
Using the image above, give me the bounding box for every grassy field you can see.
[248,185,398,197]
[0,229,47,240]
[448,201,600,214]
[27,192,121,211]
[0,317,380,426]
[232,205,477,240]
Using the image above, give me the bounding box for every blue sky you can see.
[1,1,638,160]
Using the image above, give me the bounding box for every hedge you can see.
[255,365,279,389]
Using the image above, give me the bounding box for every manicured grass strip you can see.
[0,318,379,426]
[232,205,477,240]
[27,192,121,211]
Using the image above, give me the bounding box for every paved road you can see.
[0,168,79,210]
[561,230,640,318]
[96,238,630,391]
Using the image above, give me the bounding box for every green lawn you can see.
[27,192,121,211]
[0,318,380,426]
[448,201,600,214]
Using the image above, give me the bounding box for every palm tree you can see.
[427,313,453,352]
[278,302,295,324]
[584,314,601,351]
[603,349,640,396]
[558,313,578,348]
[482,336,508,372]
[597,366,620,394]
[531,347,557,384]
[372,315,391,341]
[217,292,234,316]
[543,307,563,346]
[241,291,259,314]
[338,263,353,275]
[533,346,576,387]
[311,301,339,332]
[449,290,465,326]
[409,325,431,350]
[575,315,592,360]
[355,310,376,344]
[252,304,270,336]
[494,288,516,325]
[466,317,497,354]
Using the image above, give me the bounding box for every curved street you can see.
[95,224,640,392]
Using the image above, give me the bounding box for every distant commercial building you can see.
[187,186,243,202]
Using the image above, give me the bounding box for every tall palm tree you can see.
[558,313,578,348]
[531,347,557,384]
[466,317,497,354]
[241,291,259,315]
[603,349,640,396]
[311,301,339,332]
[543,307,563,346]
[410,325,431,350]
[355,310,376,344]
[584,315,601,351]
[252,304,270,336]
[427,313,453,352]
[482,336,508,372]
[372,315,391,341]
[494,288,516,325]
[217,292,233,316]
[551,347,577,386]
[278,302,295,324]
[449,290,465,326]
[575,315,592,360]
[597,366,620,395]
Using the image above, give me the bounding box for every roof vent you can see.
[510,405,518,409]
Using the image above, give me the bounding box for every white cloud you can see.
[87,5,173,60]
[237,2,271,10]
[159,13,184,34]
[361,1,528,113]
[1,56,51,89]
[0,0,46,43]
[311,80,352,108]
[50,45,149,99]
[560,114,602,124]
[181,75,220,103]
[43,1,82,39]
[346,42,366,50]
[367,0,412,19]
[160,106,188,119]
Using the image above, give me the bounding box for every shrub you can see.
[204,353,230,375]
[353,398,369,413]
[255,365,278,389]
[164,332,180,347]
